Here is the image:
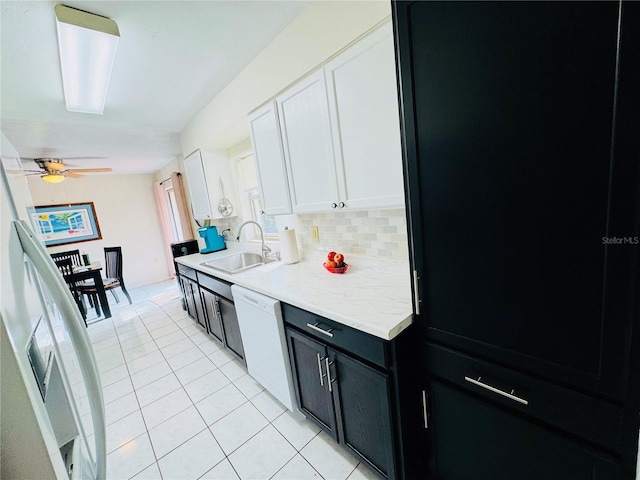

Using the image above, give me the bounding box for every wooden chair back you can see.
[104,247,124,281]
[54,258,75,281]
[51,250,82,267]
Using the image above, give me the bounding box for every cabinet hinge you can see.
[421,389,429,429]
[413,270,421,315]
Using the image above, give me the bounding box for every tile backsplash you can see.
[296,208,409,259]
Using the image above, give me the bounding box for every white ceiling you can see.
[0,1,307,174]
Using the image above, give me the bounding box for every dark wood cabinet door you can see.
[286,328,338,440]
[330,350,396,479]
[394,1,640,400]
[187,278,206,330]
[176,275,189,312]
[217,296,244,363]
[181,277,197,322]
[424,379,620,480]
[200,288,224,345]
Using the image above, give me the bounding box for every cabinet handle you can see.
[412,270,421,315]
[331,203,338,209]
[316,353,326,386]
[464,376,529,405]
[339,202,345,208]
[325,357,335,392]
[306,322,334,337]
[214,300,223,322]
[421,389,429,429]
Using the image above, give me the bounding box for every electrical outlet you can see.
[311,226,319,242]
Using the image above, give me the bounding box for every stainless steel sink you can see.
[201,252,275,274]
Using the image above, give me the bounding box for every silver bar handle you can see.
[421,390,429,429]
[413,270,421,315]
[306,322,334,337]
[325,357,335,392]
[464,376,529,405]
[316,353,325,386]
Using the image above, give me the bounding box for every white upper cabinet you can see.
[277,70,339,214]
[248,21,404,215]
[248,102,292,215]
[325,22,405,210]
[184,150,212,221]
[183,149,238,221]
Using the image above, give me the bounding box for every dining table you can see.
[71,264,112,319]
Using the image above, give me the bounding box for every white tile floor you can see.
[86,280,380,480]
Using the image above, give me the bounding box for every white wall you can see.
[178,1,393,250]
[155,158,182,183]
[27,174,170,288]
[180,1,391,153]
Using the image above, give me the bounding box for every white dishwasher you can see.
[231,285,297,413]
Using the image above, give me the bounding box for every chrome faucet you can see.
[236,220,273,259]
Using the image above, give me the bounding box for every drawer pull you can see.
[306,322,334,337]
[464,376,529,405]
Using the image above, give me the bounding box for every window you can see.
[248,188,277,235]
[165,181,185,242]
[235,152,295,241]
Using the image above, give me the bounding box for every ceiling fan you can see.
[21,158,113,183]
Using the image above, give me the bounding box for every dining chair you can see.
[54,258,87,326]
[51,249,82,267]
[78,246,132,305]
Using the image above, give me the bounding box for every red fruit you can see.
[327,251,337,261]
[325,260,337,268]
[333,253,344,264]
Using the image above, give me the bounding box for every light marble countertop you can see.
[174,242,413,341]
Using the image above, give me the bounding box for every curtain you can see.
[171,172,194,240]
[153,181,176,278]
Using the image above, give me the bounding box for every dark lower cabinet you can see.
[331,351,395,478]
[175,263,245,364]
[216,295,244,362]
[177,274,189,311]
[424,378,620,480]
[286,329,338,439]
[198,272,245,365]
[177,267,206,330]
[200,288,224,344]
[284,304,399,480]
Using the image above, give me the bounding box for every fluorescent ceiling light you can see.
[55,4,120,114]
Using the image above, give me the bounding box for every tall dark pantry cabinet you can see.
[392,2,640,479]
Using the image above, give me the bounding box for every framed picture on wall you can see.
[29,202,102,247]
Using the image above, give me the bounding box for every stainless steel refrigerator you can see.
[0,132,106,479]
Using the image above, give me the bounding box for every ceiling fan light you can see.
[41,173,65,184]
[55,5,120,115]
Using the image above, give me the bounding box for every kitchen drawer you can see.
[177,264,197,282]
[425,377,620,479]
[423,342,624,453]
[197,271,233,301]
[282,303,388,369]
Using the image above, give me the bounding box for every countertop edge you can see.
[174,246,413,341]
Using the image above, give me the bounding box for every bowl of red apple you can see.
[323,251,348,274]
